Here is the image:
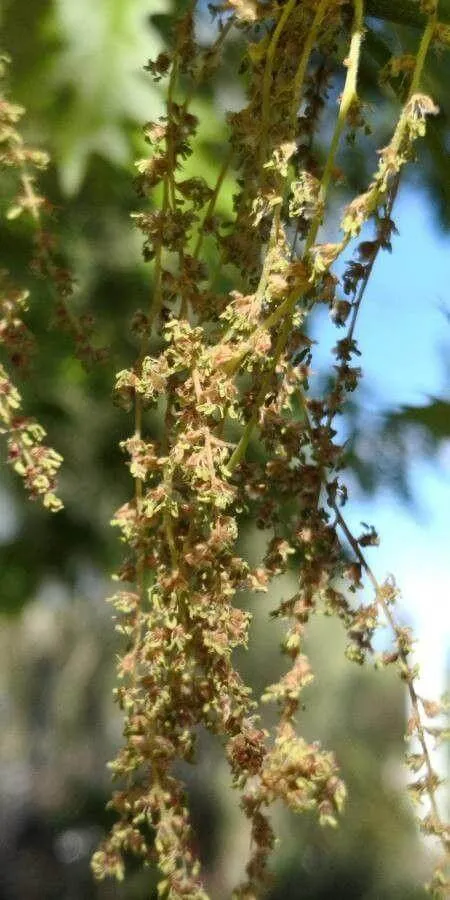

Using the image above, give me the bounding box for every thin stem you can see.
[348,188,398,343]
[222,0,331,352]
[148,64,178,334]
[227,0,362,470]
[182,17,235,113]
[307,0,364,250]
[294,371,447,851]
[291,0,331,134]
[193,146,233,260]
[295,378,445,847]
[408,3,438,97]
[129,58,180,679]
[331,500,446,842]
[259,0,297,168]
[323,176,400,439]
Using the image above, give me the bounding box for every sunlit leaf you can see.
[49,0,170,192]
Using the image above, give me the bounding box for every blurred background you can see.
[0,0,450,897]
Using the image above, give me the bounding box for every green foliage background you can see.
[0,1,449,897]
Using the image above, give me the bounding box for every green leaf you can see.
[388,398,450,442]
[49,0,169,193]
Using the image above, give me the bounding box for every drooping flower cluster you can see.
[0,52,111,509]
[90,1,450,898]
[0,362,63,512]
[3,2,447,898]
[1,2,448,896]
[0,60,62,510]
[0,54,105,368]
